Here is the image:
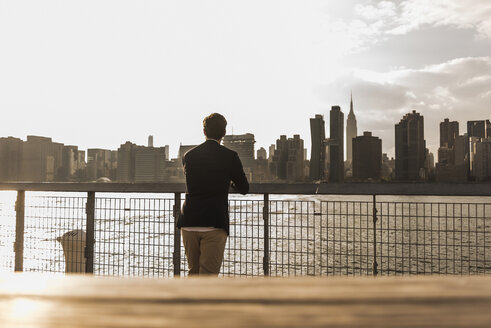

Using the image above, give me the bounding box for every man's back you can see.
[178,139,249,233]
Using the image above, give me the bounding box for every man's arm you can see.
[230,152,249,195]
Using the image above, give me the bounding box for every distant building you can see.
[438,119,459,166]
[268,144,275,163]
[254,147,270,182]
[467,120,490,178]
[0,137,23,181]
[436,122,469,183]
[59,145,86,181]
[87,149,104,180]
[352,132,381,181]
[381,153,395,179]
[346,93,357,165]
[62,146,77,179]
[440,118,459,149]
[467,120,490,139]
[163,158,185,183]
[454,134,468,167]
[87,149,117,181]
[134,146,167,182]
[468,135,491,180]
[257,147,267,160]
[474,137,491,181]
[51,142,64,180]
[272,136,288,180]
[395,111,426,181]
[116,142,170,182]
[223,134,255,168]
[425,149,435,180]
[271,135,305,182]
[323,138,330,178]
[435,162,468,183]
[117,142,137,182]
[438,146,454,165]
[309,114,326,181]
[286,135,305,181]
[21,136,62,182]
[329,106,344,182]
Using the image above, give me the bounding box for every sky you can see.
[0,0,490,159]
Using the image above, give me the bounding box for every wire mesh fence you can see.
[0,192,16,272]
[125,198,175,277]
[320,200,374,276]
[94,198,127,276]
[269,201,317,276]
[377,201,490,275]
[222,199,264,276]
[24,195,86,273]
[0,191,489,277]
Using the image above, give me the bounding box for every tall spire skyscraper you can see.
[346,92,357,164]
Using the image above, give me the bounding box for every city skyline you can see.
[0,107,489,161]
[1,109,490,182]
[1,1,490,159]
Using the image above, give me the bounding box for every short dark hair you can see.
[203,113,227,139]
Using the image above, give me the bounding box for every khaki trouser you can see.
[181,229,228,276]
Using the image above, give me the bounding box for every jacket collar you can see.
[205,139,221,145]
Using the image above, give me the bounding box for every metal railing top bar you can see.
[0,182,490,196]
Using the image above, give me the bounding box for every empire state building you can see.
[346,93,357,164]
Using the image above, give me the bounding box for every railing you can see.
[0,182,490,277]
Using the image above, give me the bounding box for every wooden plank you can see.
[0,275,489,327]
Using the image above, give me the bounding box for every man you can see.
[177,113,249,275]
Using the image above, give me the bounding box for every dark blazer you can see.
[177,139,249,234]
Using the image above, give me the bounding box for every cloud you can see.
[330,0,491,54]
[321,56,491,156]
[391,0,491,38]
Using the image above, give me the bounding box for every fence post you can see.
[263,193,270,276]
[372,194,378,276]
[14,190,25,272]
[85,191,95,274]
[173,192,181,278]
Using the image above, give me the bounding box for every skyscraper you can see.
[395,111,426,180]
[87,148,114,181]
[117,142,137,182]
[134,146,167,182]
[223,133,256,168]
[272,135,288,180]
[60,145,81,181]
[309,114,325,180]
[474,137,491,181]
[21,136,59,182]
[329,106,344,182]
[438,118,459,166]
[268,144,275,164]
[0,137,23,181]
[467,120,490,139]
[352,132,381,181]
[257,147,267,160]
[272,135,305,182]
[467,120,490,177]
[346,93,357,165]
[440,118,459,149]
